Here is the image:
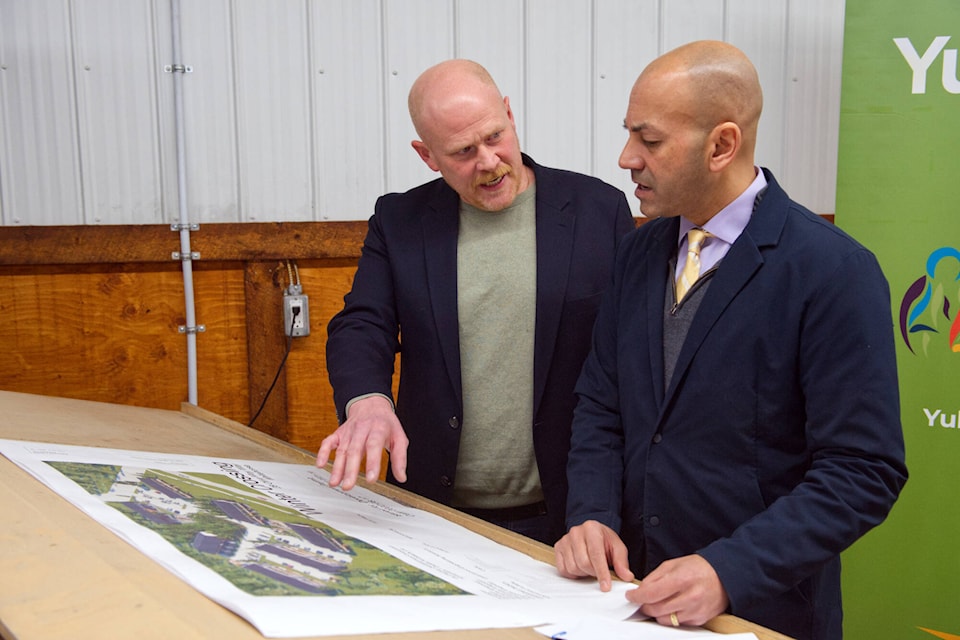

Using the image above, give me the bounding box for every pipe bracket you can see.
[178,325,206,335]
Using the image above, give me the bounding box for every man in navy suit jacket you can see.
[318,59,633,545]
[554,41,907,638]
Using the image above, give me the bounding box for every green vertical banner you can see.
[838,1,960,638]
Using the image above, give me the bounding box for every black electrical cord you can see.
[248,309,298,428]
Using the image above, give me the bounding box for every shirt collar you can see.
[679,168,767,246]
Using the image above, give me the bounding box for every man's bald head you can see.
[620,41,763,222]
[408,59,504,143]
[642,40,763,147]
[406,59,531,211]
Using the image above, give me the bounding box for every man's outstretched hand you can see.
[316,395,408,490]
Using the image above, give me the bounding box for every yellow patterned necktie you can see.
[676,228,710,302]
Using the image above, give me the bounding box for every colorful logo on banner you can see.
[899,247,960,355]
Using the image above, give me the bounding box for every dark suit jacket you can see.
[327,154,634,543]
[566,170,907,639]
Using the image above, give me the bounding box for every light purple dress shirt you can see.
[676,168,768,280]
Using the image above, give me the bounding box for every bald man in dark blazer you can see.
[555,41,907,639]
[319,59,633,545]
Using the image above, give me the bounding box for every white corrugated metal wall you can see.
[0,0,845,226]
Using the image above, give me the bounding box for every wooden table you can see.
[0,391,790,639]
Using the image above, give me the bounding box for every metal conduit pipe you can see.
[170,0,200,405]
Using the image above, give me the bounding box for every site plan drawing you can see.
[46,459,466,598]
[0,439,639,637]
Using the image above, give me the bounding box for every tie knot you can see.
[687,228,709,254]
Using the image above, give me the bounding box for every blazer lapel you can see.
[423,190,463,405]
[644,218,680,406]
[662,172,788,407]
[532,185,575,415]
[664,235,764,405]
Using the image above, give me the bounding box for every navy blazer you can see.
[327,154,634,543]
[566,170,907,639]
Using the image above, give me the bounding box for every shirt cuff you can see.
[345,393,395,418]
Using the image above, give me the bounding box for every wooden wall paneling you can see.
[0,221,368,265]
[283,262,359,452]
[0,222,369,453]
[243,259,290,440]
[0,263,188,409]
[192,261,250,426]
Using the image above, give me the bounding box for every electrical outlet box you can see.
[283,293,310,337]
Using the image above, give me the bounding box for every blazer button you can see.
[440,475,453,487]
[448,416,460,429]
[649,515,661,526]
[652,433,662,444]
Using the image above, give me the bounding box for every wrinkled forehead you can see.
[423,94,510,146]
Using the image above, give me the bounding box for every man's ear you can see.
[504,96,516,126]
[411,140,440,172]
[707,122,741,172]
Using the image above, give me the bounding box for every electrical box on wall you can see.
[283,285,310,337]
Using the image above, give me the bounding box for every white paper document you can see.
[2,438,645,637]
[535,616,757,640]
